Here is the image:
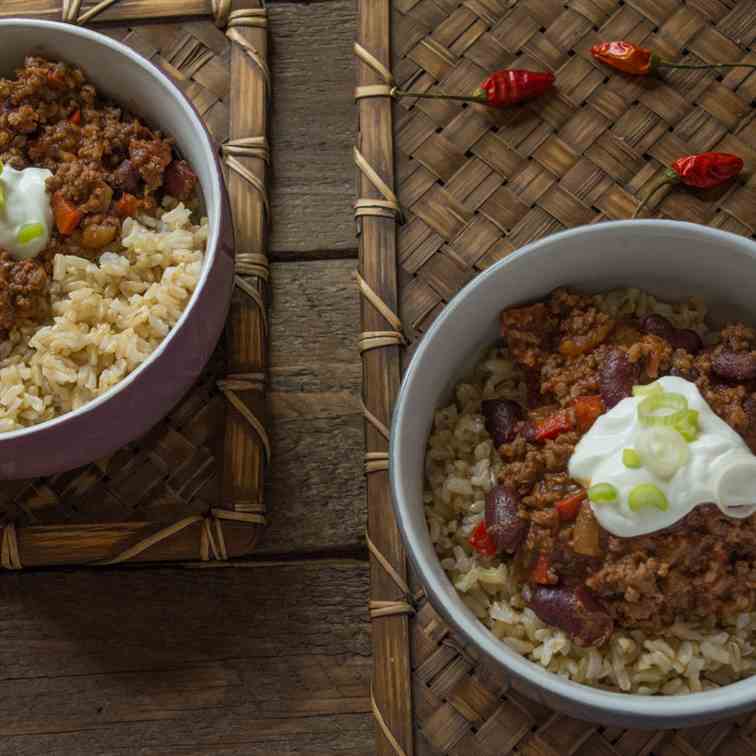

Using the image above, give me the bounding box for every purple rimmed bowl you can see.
[390,221,756,728]
[0,19,234,478]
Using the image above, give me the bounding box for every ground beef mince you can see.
[494,288,756,645]
[0,56,198,332]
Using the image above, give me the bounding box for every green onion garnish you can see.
[17,222,44,245]
[622,448,641,468]
[637,426,689,479]
[632,382,662,398]
[628,483,668,512]
[0,182,5,211]
[674,409,700,442]
[638,391,688,428]
[588,482,618,504]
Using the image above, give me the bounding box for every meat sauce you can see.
[483,288,756,646]
[0,56,198,332]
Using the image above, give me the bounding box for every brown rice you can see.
[0,201,205,430]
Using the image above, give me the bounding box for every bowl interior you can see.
[391,220,756,725]
[0,20,223,440]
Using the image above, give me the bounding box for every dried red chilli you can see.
[592,40,756,76]
[390,69,555,108]
[634,152,744,217]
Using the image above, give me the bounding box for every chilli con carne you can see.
[473,288,756,647]
[0,57,198,332]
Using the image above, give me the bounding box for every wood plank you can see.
[269,1,358,256]
[262,258,365,554]
[0,561,374,755]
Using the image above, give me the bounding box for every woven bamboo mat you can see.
[0,1,270,569]
[356,1,756,754]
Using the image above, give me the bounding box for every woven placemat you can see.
[356,1,756,754]
[0,0,270,569]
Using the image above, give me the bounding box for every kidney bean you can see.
[522,583,613,647]
[712,351,756,381]
[112,159,140,194]
[742,395,756,453]
[668,329,702,355]
[481,399,524,447]
[640,314,675,339]
[164,159,198,201]
[640,314,701,354]
[599,349,639,408]
[485,485,528,555]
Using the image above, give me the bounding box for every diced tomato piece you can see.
[114,193,139,218]
[68,109,81,125]
[574,395,604,433]
[555,490,586,521]
[469,521,497,557]
[533,410,573,442]
[531,553,553,585]
[52,191,82,235]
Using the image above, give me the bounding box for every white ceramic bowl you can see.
[391,220,756,728]
[0,20,234,478]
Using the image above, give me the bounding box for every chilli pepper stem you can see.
[633,171,679,218]
[390,87,487,105]
[656,61,756,71]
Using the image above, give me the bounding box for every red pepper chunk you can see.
[68,109,81,125]
[52,191,82,235]
[534,410,572,441]
[469,521,497,557]
[555,491,586,522]
[531,553,553,585]
[574,395,604,433]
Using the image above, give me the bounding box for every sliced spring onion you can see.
[674,409,700,442]
[17,222,44,245]
[637,391,688,428]
[622,448,642,468]
[588,482,618,504]
[636,426,689,479]
[628,483,668,512]
[632,382,662,398]
[0,181,5,211]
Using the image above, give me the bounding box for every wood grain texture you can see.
[269,0,357,256]
[262,259,365,553]
[0,561,374,755]
[0,0,212,22]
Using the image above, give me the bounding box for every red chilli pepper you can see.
[634,152,744,217]
[574,395,604,433]
[555,491,586,522]
[469,521,497,557]
[391,69,555,109]
[592,40,756,77]
[534,410,573,442]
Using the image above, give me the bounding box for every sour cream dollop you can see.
[569,376,756,537]
[0,165,53,259]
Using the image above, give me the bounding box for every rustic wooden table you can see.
[0,3,373,753]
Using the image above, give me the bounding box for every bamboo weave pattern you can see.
[0,0,270,568]
[361,0,756,754]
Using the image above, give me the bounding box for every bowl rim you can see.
[390,219,756,721]
[0,18,224,440]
